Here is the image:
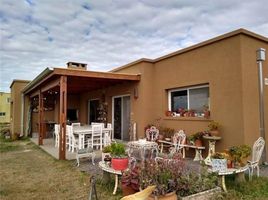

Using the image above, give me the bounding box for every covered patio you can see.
[23,63,140,160]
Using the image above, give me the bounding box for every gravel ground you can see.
[259,164,268,177]
[77,156,268,178]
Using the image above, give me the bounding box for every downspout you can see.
[20,93,24,137]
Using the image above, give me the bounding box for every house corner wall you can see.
[240,35,268,160]
[114,62,155,138]
[10,81,29,138]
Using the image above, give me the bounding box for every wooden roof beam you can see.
[41,78,60,93]
[53,68,141,81]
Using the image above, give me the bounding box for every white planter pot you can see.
[211,159,227,172]
[179,187,221,200]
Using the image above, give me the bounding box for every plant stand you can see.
[203,136,221,165]
[99,161,122,195]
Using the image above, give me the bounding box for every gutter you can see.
[22,67,54,94]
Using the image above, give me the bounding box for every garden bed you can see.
[179,187,221,200]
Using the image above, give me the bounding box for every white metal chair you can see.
[248,137,265,180]
[54,124,60,147]
[67,125,79,153]
[66,125,72,151]
[76,147,95,167]
[88,124,103,150]
[71,122,81,127]
[169,130,186,157]
[91,122,104,128]
[145,126,159,142]
[103,123,112,146]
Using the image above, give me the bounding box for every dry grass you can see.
[0,138,122,200]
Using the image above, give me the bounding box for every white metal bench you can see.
[158,140,205,161]
[76,147,95,167]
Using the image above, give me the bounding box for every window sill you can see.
[163,116,212,122]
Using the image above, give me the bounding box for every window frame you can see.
[168,84,209,112]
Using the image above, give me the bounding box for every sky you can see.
[0,0,268,92]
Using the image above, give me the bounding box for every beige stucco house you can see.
[0,92,11,123]
[10,28,268,160]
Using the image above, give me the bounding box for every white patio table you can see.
[211,165,249,192]
[73,125,113,149]
[127,139,159,162]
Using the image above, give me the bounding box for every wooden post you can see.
[59,76,67,160]
[38,90,44,145]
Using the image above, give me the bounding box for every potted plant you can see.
[188,132,204,147]
[229,145,251,167]
[110,142,129,170]
[203,105,210,119]
[211,152,228,172]
[188,109,195,117]
[121,165,140,196]
[165,110,172,117]
[208,121,220,136]
[159,127,175,141]
[102,145,112,162]
[140,158,185,200]
[127,156,219,200]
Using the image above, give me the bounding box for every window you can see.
[7,97,11,103]
[0,112,6,117]
[168,85,209,113]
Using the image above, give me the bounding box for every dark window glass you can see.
[171,90,187,112]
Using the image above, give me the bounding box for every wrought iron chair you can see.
[76,147,95,167]
[169,130,186,158]
[248,137,265,180]
[145,126,159,142]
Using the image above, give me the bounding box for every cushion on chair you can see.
[77,147,94,154]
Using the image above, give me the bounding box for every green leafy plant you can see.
[176,167,218,197]
[208,121,220,130]
[110,143,127,158]
[102,145,112,153]
[159,126,175,138]
[211,152,229,159]
[188,132,204,142]
[139,158,185,196]
[229,145,251,166]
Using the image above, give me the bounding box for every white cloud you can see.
[0,0,268,92]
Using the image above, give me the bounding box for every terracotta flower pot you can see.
[122,184,137,196]
[148,191,177,200]
[195,139,203,147]
[204,110,210,118]
[210,130,220,136]
[227,160,233,168]
[111,158,129,171]
[158,134,164,140]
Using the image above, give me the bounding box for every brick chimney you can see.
[67,62,87,70]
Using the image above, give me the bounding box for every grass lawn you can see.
[1,136,268,200]
[0,137,121,200]
[217,175,268,200]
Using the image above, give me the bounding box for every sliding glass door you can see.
[113,96,130,141]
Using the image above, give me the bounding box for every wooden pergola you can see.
[23,67,140,159]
